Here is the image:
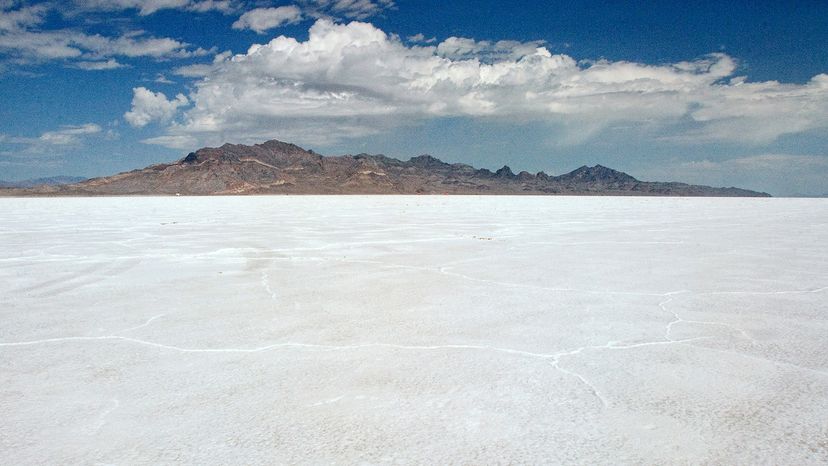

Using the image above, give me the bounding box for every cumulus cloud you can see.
[232,6,303,33]
[131,20,828,150]
[124,87,189,127]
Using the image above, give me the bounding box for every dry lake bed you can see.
[1,196,827,464]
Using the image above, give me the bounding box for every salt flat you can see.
[1,196,826,464]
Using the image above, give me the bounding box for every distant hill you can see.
[0,176,87,189]
[0,139,769,197]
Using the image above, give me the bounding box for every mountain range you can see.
[0,176,86,189]
[0,139,769,197]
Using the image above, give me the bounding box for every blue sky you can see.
[1,0,827,195]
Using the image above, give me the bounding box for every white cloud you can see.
[228,0,393,32]
[172,63,214,77]
[124,87,189,127]
[407,33,435,44]
[0,123,103,155]
[132,20,828,151]
[0,25,210,65]
[0,3,48,31]
[72,0,235,15]
[38,123,103,145]
[232,6,303,33]
[154,73,174,83]
[72,0,391,18]
[436,37,545,61]
[303,0,394,20]
[70,58,127,70]
[0,2,215,71]
[186,0,234,13]
[65,30,213,59]
[663,74,828,144]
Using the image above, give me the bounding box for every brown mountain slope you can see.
[2,139,770,196]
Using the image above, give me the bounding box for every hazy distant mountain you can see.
[0,176,87,188]
[0,139,769,197]
[789,193,828,198]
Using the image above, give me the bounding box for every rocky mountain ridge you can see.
[1,139,770,197]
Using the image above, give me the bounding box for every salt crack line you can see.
[122,341,560,358]
[0,335,706,358]
[544,334,712,410]
[662,294,685,342]
[115,314,165,334]
[671,318,755,343]
[550,336,712,360]
[528,241,684,246]
[659,293,756,343]
[0,330,736,404]
[0,337,556,357]
[307,396,344,407]
[0,335,124,347]
[0,314,166,347]
[698,286,828,296]
[602,336,713,350]
[549,359,608,408]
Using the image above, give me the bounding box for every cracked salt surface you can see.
[1,196,827,464]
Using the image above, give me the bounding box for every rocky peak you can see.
[180,138,323,168]
[517,171,535,181]
[558,165,637,183]
[495,166,515,178]
[408,154,449,169]
[257,139,305,152]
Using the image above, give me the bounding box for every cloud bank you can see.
[72,0,235,16]
[0,2,213,70]
[139,19,828,150]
